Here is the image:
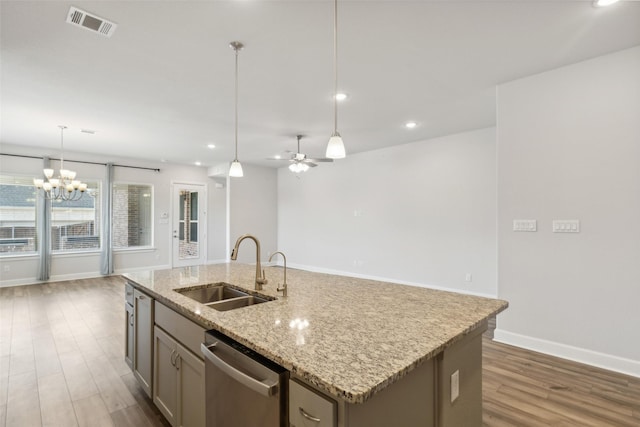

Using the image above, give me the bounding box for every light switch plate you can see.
[553,220,580,233]
[513,219,537,232]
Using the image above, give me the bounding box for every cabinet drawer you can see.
[125,282,134,305]
[289,379,337,427]
[155,302,205,359]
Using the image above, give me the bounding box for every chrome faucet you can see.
[230,234,268,290]
[268,251,288,297]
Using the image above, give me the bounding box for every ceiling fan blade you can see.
[307,162,318,167]
[305,158,333,163]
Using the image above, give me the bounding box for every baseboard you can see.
[287,262,498,299]
[0,277,40,287]
[0,271,102,287]
[206,259,228,265]
[494,329,640,378]
[115,264,171,275]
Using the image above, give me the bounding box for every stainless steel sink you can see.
[175,284,270,311]
[209,295,269,312]
[177,285,247,304]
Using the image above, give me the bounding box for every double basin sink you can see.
[176,283,271,312]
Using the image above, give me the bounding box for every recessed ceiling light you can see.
[274,155,281,160]
[207,144,215,149]
[195,161,201,166]
[335,93,348,101]
[405,121,417,129]
[593,0,619,6]
[160,159,167,163]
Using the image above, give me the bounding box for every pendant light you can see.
[326,0,346,159]
[33,125,87,201]
[229,41,244,177]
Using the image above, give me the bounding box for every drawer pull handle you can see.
[299,407,321,423]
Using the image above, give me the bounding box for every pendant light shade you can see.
[229,41,244,177]
[326,132,345,159]
[229,160,243,177]
[326,0,346,159]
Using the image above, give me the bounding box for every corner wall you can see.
[277,128,498,297]
[496,46,640,375]
[228,164,278,263]
[0,146,225,286]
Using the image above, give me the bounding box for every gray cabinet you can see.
[153,325,205,427]
[125,300,134,369]
[124,282,134,370]
[133,288,154,398]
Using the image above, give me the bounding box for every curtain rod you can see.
[0,153,160,172]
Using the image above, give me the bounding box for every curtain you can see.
[100,163,114,275]
[36,157,51,281]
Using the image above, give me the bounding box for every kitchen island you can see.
[124,263,507,426]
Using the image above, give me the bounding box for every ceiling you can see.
[1,1,639,169]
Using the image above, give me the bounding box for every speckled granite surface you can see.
[124,263,507,404]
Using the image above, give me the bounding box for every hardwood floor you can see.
[1,276,638,427]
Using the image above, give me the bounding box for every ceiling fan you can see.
[269,135,333,173]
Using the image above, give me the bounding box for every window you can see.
[51,181,101,252]
[113,183,152,249]
[0,175,37,255]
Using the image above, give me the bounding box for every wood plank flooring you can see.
[1,276,638,426]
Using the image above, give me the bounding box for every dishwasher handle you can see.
[201,343,279,397]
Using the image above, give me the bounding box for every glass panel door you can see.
[172,183,206,267]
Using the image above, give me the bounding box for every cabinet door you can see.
[154,326,178,426]
[134,289,154,397]
[177,344,205,427]
[125,302,134,370]
[289,380,337,427]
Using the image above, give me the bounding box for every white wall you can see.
[0,145,230,285]
[278,128,497,297]
[228,164,278,264]
[496,46,640,376]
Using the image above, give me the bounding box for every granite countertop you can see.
[124,263,507,404]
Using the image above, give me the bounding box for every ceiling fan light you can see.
[593,0,619,7]
[326,132,346,159]
[229,160,243,177]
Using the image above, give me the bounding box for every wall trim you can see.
[115,264,172,275]
[287,262,498,299]
[494,329,640,379]
[1,271,101,287]
[0,277,39,288]
[206,259,228,265]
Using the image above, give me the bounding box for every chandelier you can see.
[33,125,87,201]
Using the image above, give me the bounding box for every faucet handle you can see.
[258,269,268,285]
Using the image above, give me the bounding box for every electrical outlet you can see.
[465,273,472,282]
[451,370,460,403]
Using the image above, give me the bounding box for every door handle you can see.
[299,407,321,423]
[201,343,278,397]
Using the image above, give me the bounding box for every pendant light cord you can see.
[59,125,67,171]
[333,0,339,134]
[234,46,239,161]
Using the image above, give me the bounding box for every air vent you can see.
[66,7,117,38]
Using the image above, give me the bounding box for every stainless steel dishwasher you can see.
[201,330,289,427]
